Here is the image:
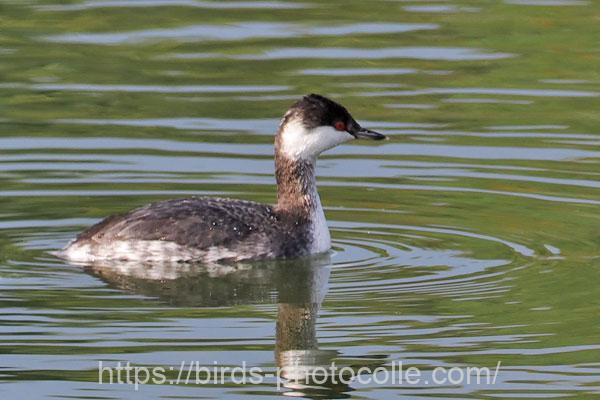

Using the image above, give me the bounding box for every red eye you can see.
[334,121,346,131]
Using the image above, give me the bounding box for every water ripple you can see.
[333,221,535,257]
[362,87,600,97]
[44,23,437,45]
[505,0,589,5]
[232,47,514,61]
[2,1,600,398]
[0,83,289,93]
[404,5,480,13]
[36,0,308,11]
[51,117,439,132]
[299,68,419,76]
[5,137,600,161]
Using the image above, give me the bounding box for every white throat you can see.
[279,119,354,160]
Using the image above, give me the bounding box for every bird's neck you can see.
[274,129,332,254]
[274,152,320,219]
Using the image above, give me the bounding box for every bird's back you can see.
[59,197,310,263]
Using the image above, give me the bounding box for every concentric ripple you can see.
[326,219,531,301]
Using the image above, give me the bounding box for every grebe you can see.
[57,94,385,263]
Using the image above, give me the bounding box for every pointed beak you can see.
[350,126,386,140]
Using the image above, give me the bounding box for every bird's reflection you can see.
[83,256,383,398]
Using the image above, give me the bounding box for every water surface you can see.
[1,0,600,399]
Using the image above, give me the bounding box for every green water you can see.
[1,0,600,398]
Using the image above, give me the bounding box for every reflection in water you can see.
[442,98,534,105]
[299,68,419,76]
[0,82,289,94]
[505,0,589,5]
[83,255,381,397]
[36,0,308,11]
[50,118,438,132]
[402,5,480,13]
[232,47,513,61]
[2,0,600,398]
[43,23,438,45]
[362,87,600,97]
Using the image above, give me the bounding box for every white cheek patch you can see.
[280,121,354,160]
